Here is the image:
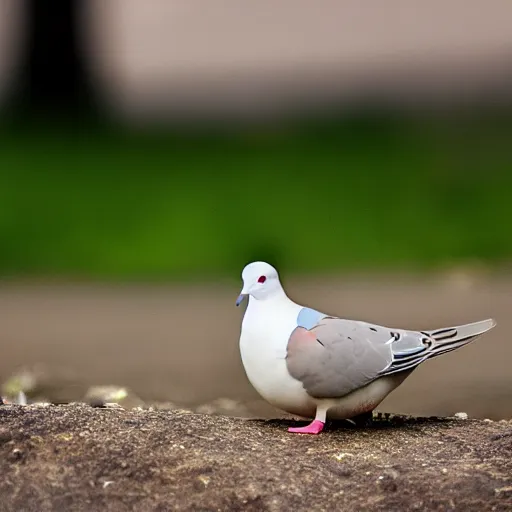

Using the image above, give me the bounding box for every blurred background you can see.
[0,0,510,419]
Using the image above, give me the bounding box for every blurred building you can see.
[1,0,512,121]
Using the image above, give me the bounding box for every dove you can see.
[236,261,496,435]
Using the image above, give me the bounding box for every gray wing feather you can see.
[286,318,394,398]
[286,317,432,399]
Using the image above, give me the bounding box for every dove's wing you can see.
[286,307,495,400]
[286,310,433,399]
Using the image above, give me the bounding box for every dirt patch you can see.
[0,404,511,511]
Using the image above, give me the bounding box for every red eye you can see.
[258,275,267,283]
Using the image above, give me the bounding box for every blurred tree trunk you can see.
[17,0,96,119]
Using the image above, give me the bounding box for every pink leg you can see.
[288,419,325,435]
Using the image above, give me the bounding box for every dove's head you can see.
[236,261,284,306]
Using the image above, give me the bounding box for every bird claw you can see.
[288,420,325,434]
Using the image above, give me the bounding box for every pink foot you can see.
[288,420,325,435]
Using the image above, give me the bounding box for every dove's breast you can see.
[239,299,316,417]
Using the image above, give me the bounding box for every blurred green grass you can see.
[0,114,511,279]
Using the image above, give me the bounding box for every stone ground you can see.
[0,404,511,511]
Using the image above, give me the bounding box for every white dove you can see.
[236,261,496,435]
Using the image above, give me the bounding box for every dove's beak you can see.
[236,293,248,307]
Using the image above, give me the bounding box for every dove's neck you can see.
[248,287,289,309]
[240,287,303,368]
[243,287,301,331]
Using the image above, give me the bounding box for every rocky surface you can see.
[0,404,511,511]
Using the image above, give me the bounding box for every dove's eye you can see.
[258,275,267,284]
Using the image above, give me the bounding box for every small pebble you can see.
[333,452,354,461]
[9,448,24,462]
[104,403,123,409]
[454,412,468,420]
[197,475,211,487]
